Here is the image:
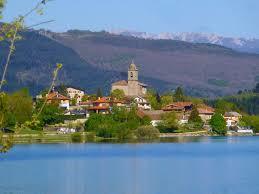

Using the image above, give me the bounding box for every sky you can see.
[2,0,259,38]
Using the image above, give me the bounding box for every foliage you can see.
[96,88,103,98]
[82,95,89,102]
[207,94,259,115]
[214,99,239,114]
[253,83,259,93]
[158,112,179,133]
[161,94,173,107]
[209,113,227,135]
[241,115,259,133]
[174,87,185,102]
[135,125,160,139]
[0,89,33,129]
[0,134,14,153]
[188,106,203,124]
[71,132,83,143]
[85,107,150,139]
[37,103,63,126]
[71,96,77,106]
[145,89,161,110]
[111,89,125,100]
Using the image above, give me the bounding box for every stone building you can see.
[111,62,147,97]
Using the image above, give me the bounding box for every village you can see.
[35,61,253,136]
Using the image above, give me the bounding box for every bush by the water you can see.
[85,107,151,139]
[135,126,160,139]
[71,132,83,143]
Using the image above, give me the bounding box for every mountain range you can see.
[1,28,259,97]
[109,30,259,54]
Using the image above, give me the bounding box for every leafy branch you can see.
[36,63,63,119]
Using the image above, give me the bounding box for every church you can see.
[111,62,147,97]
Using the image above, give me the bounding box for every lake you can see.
[1,136,259,194]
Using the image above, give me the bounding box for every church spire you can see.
[129,60,137,71]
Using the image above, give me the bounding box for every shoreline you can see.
[2,131,256,145]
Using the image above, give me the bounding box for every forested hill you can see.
[1,28,259,96]
[0,30,170,95]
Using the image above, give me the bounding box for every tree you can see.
[253,83,259,93]
[188,106,203,124]
[0,89,33,128]
[209,113,227,135]
[8,88,33,125]
[111,89,125,100]
[215,99,238,114]
[145,89,161,110]
[159,112,178,132]
[38,103,62,126]
[135,126,160,139]
[174,87,185,102]
[156,92,161,104]
[82,95,88,102]
[96,88,103,98]
[242,115,259,133]
[161,94,173,107]
[71,97,77,106]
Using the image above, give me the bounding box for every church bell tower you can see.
[128,61,138,81]
[127,61,139,96]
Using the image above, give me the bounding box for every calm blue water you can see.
[1,136,259,194]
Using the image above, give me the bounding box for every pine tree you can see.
[155,92,161,104]
[253,83,259,93]
[174,87,185,102]
[188,106,203,124]
[96,88,103,98]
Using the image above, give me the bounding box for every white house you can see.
[134,96,151,110]
[224,112,242,128]
[66,87,85,104]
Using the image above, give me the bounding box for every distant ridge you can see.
[109,30,259,54]
[1,28,259,97]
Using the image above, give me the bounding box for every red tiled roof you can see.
[79,101,92,105]
[93,97,110,103]
[46,92,69,101]
[88,106,110,110]
[197,104,215,114]
[162,102,193,111]
[112,80,128,86]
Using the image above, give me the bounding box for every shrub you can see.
[71,132,83,143]
[85,132,96,142]
[135,125,160,139]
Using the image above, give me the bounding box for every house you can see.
[224,112,242,128]
[46,91,70,109]
[134,96,151,110]
[197,105,215,123]
[87,97,110,114]
[162,102,193,112]
[137,110,164,127]
[66,87,85,104]
[111,62,147,97]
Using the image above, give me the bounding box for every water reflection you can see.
[1,136,259,194]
